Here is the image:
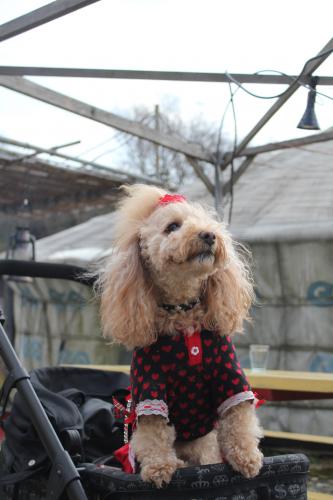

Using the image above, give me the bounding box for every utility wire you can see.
[77,130,126,157]
[77,114,154,160]
[227,80,238,225]
[225,48,333,101]
[91,134,134,162]
[215,49,333,220]
[214,82,240,219]
[227,70,333,101]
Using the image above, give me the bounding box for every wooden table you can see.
[244,369,333,401]
[72,365,333,402]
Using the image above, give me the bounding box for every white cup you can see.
[249,344,270,372]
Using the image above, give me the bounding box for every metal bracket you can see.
[0,364,30,410]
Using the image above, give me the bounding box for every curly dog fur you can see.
[99,184,263,486]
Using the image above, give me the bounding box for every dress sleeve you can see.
[130,347,168,420]
[215,335,255,417]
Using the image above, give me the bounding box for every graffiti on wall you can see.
[307,281,333,307]
[309,352,333,372]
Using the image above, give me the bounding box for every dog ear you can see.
[100,242,157,349]
[203,244,254,336]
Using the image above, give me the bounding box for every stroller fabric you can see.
[1,366,130,474]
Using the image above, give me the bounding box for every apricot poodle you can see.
[98,184,263,487]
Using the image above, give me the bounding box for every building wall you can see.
[6,238,333,436]
[234,239,333,436]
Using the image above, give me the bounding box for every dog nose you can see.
[199,231,216,246]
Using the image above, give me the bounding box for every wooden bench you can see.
[262,429,333,453]
[244,369,333,401]
[309,493,333,500]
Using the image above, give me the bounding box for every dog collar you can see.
[159,297,200,313]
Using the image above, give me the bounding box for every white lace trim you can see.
[136,399,169,420]
[217,391,255,417]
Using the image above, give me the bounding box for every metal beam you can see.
[0,0,101,42]
[226,129,333,158]
[0,76,212,162]
[222,156,255,195]
[8,139,81,164]
[221,37,333,169]
[0,135,163,186]
[186,157,214,194]
[0,66,332,85]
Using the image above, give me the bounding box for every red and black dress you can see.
[130,330,254,441]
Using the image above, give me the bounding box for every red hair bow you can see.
[158,194,186,206]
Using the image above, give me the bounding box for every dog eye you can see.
[165,222,181,233]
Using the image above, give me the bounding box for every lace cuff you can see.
[217,391,255,417]
[136,399,169,420]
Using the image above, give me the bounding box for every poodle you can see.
[98,184,263,487]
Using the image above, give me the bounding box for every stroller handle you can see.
[0,259,94,286]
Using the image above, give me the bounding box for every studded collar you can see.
[159,297,201,313]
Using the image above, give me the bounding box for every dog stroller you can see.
[0,259,309,499]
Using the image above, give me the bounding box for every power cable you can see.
[225,48,333,100]
[227,80,238,225]
[214,49,333,220]
[77,114,154,160]
[91,135,134,162]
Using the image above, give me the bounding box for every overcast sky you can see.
[0,0,332,169]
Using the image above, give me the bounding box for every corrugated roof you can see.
[37,211,117,264]
[0,146,125,213]
[228,140,333,241]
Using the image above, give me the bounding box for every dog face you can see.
[139,200,227,282]
[99,185,254,348]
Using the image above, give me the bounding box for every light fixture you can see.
[6,226,36,261]
[297,76,320,130]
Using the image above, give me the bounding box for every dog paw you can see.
[141,457,185,488]
[226,447,263,479]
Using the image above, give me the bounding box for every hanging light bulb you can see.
[297,76,320,130]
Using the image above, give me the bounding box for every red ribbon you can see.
[114,444,134,473]
[125,411,136,425]
[254,392,266,408]
[158,194,186,206]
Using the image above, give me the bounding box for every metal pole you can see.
[154,105,160,178]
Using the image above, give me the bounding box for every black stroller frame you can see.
[0,260,94,500]
[0,260,310,500]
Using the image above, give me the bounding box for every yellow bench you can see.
[71,366,333,395]
[264,430,333,446]
[309,493,333,500]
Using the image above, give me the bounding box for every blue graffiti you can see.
[58,349,90,365]
[22,337,43,362]
[21,288,39,305]
[49,289,85,305]
[307,281,333,307]
[309,352,333,373]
